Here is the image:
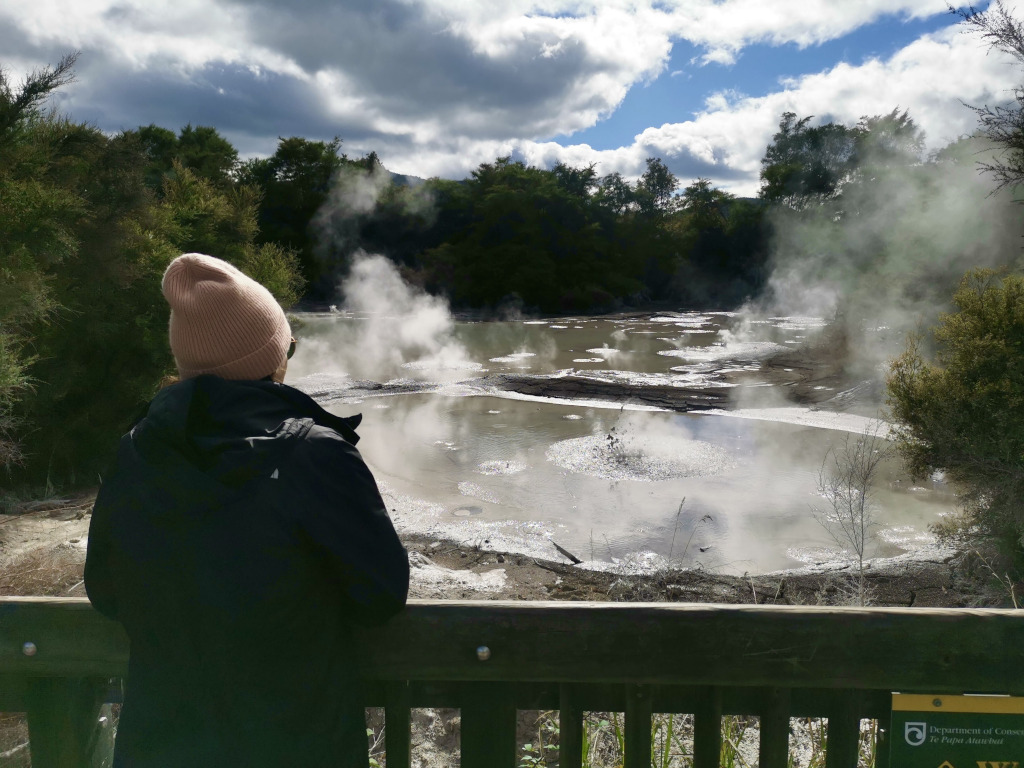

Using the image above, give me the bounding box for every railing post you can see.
[26,677,108,768]
[693,685,722,768]
[758,687,791,768]
[559,683,584,768]
[873,719,891,768]
[624,683,652,768]
[825,694,861,768]
[384,680,411,768]
[461,681,516,768]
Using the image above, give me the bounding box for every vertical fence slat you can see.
[26,677,107,768]
[559,683,584,768]
[384,681,411,768]
[824,694,861,768]
[873,719,891,768]
[461,682,516,768]
[693,685,722,768]
[758,687,791,768]
[624,683,652,768]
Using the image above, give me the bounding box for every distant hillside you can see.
[389,170,427,187]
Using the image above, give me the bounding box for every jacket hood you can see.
[129,376,361,491]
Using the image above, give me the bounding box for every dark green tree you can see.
[759,112,858,208]
[680,178,732,230]
[552,162,598,199]
[176,124,239,186]
[0,53,80,468]
[238,136,348,294]
[594,171,636,214]
[1,56,303,485]
[155,162,304,305]
[0,51,78,136]
[421,158,640,311]
[15,123,177,483]
[636,157,679,214]
[665,180,767,306]
[888,269,1024,569]
[853,108,925,170]
[128,123,239,191]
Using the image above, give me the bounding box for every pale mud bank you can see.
[0,495,974,609]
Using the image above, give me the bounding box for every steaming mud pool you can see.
[288,310,957,575]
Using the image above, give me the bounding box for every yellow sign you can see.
[891,694,1024,767]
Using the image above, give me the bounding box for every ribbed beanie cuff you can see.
[162,253,291,381]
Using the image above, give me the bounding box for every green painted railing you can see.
[2,597,1022,767]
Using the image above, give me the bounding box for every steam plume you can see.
[747,138,1024,383]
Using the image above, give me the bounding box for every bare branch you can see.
[0,51,79,135]
[811,422,892,605]
[952,2,1024,65]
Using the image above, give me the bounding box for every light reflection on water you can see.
[291,313,956,574]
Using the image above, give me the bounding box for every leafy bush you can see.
[1,57,303,487]
[887,269,1024,568]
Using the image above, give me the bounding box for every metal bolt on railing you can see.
[22,642,37,657]
[476,645,491,661]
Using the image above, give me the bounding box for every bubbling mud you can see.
[476,459,527,475]
[545,433,735,482]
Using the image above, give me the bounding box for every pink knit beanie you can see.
[162,253,291,381]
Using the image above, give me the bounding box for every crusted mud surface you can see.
[0,498,980,609]
[402,532,974,607]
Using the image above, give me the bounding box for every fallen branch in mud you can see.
[483,373,731,411]
[531,559,580,576]
[552,540,583,564]
[0,742,28,760]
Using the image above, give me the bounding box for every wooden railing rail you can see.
[2,598,1023,767]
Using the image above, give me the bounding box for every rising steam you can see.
[745,138,1024,383]
[288,253,478,383]
[313,160,435,268]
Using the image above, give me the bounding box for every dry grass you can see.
[0,544,86,597]
[0,713,30,768]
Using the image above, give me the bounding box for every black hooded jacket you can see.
[84,375,409,767]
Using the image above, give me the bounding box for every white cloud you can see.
[675,0,940,60]
[0,0,1016,194]
[452,24,1018,197]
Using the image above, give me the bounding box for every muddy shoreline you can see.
[0,495,983,608]
[401,531,973,607]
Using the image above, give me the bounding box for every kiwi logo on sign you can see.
[904,721,927,746]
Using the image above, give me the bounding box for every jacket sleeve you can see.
[292,427,410,626]
[84,483,119,620]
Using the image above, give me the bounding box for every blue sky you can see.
[571,12,957,150]
[1,1,1016,195]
